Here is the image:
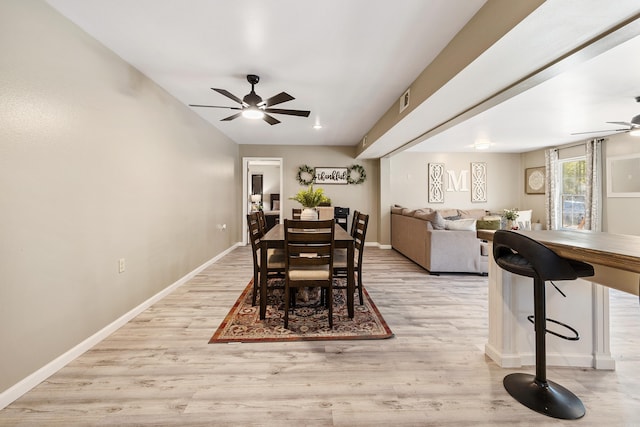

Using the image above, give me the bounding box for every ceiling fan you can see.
[571,114,640,136]
[189,74,310,125]
[571,96,640,137]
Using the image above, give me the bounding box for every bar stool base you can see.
[503,373,585,420]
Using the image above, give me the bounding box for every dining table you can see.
[259,223,355,320]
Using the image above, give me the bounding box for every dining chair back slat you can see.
[283,219,335,329]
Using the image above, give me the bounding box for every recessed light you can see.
[474,140,491,150]
[313,124,322,130]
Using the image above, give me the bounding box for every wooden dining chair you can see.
[256,210,267,235]
[350,210,360,237]
[247,212,285,306]
[283,219,335,329]
[334,212,369,305]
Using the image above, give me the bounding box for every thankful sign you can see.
[314,167,348,184]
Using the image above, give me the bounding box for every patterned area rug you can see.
[209,278,394,343]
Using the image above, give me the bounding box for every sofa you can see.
[391,206,500,275]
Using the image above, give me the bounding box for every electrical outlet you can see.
[118,258,125,273]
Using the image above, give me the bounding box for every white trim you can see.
[243,157,284,245]
[364,242,392,249]
[0,243,241,410]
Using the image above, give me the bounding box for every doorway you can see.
[242,157,283,244]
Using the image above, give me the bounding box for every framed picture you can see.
[525,166,545,194]
[607,153,640,197]
[314,167,348,184]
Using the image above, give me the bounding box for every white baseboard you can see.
[365,242,392,249]
[0,242,241,411]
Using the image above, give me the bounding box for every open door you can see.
[242,157,283,244]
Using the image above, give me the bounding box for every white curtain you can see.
[544,148,559,230]
[584,138,603,231]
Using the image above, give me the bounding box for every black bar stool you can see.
[492,230,594,420]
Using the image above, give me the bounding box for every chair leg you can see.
[503,277,585,420]
[284,285,290,329]
[357,271,364,305]
[252,270,259,306]
[327,286,333,328]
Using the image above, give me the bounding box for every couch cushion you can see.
[458,209,487,219]
[444,218,477,231]
[413,208,433,219]
[401,208,416,216]
[437,208,459,219]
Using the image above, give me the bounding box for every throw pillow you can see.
[391,205,404,214]
[437,208,459,219]
[444,215,462,221]
[444,218,477,231]
[476,219,500,230]
[423,210,446,230]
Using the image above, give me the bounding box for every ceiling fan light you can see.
[629,128,640,137]
[242,107,264,120]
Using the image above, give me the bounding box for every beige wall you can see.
[603,133,640,235]
[523,134,640,236]
[521,149,547,225]
[240,145,379,242]
[389,151,523,213]
[0,0,240,393]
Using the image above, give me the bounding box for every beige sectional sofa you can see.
[391,206,499,275]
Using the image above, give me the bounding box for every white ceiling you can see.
[45,0,640,158]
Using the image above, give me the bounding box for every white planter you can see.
[300,208,318,220]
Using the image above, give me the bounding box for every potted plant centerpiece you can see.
[290,185,331,220]
[503,208,519,230]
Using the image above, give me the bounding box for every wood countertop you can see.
[478,229,640,296]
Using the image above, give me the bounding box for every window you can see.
[557,157,586,229]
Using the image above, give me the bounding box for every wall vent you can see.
[399,88,410,113]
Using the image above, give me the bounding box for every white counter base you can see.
[485,240,616,371]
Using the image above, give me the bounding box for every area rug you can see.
[209,278,394,343]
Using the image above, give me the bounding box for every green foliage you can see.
[289,185,330,208]
[502,208,519,221]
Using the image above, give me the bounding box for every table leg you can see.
[347,241,355,318]
[260,240,268,320]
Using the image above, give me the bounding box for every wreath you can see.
[296,164,315,186]
[347,164,367,184]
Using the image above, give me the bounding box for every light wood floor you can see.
[1,246,639,426]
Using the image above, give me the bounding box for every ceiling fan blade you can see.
[570,129,629,135]
[221,112,242,121]
[606,121,633,127]
[189,104,241,110]
[264,108,310,117]
[212,88,244,105]
[259,92,294,108]
[262,114,281,125]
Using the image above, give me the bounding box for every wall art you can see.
[471,162,487,202]
[428,163,445,203]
